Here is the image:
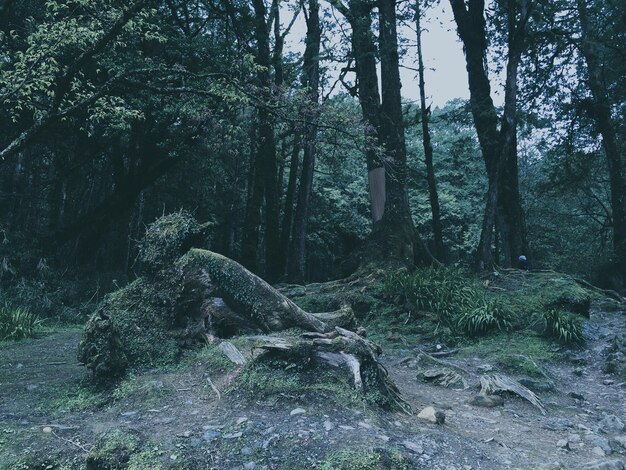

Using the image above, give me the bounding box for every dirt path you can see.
[1,304,625,469]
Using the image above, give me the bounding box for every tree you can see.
[288,0,322,282]
[576,0,626,269]
[449,0,531,269]
[331,0,433,268]
[415,0,444,260]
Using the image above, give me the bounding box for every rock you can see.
[477,364,494,373]
[402,439,424,454]
[543,418,575,431]
[599,415,625,434]
[569,391,585,401]
[241,447,252,456]
[42,427,52,433]
[236,417,248,426]
[581,460,625,470]
[243,462,256,470]
[518,377,556,393]
[223,432,243,439]
[323,420,334,431]
[290,408,306,416]
[417,406,445,425]
[604,379,616,386]
[593,447,607,457]
[26,384,38,391]
[469,395,504,408]
[613,436,626,450]
[151,380,164,390]
[557,439,570,450]
[202,430,220,442]
[586,434,612,454]
[120,411,138,418]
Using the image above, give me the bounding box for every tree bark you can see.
[415,0,445,261]
[450,0,531,270]
[577,0,626,264]
[288,0,321,283]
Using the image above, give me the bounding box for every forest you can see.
[0,0,625,469]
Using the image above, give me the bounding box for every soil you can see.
[1,301,625,469]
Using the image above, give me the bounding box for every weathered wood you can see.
[178,249,355,335]
[218,341,246,365]
[480,374,545,414]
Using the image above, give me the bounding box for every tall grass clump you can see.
[383,267,512,337]
[0,301,42,340]
[541,308,583,344]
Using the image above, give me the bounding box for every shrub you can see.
[0,301,42,340]
[383,268,511,337]
[542,308,583,344]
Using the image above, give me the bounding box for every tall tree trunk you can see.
[577,0,626,264]
[279,137,301,274]
[415,0,445,261]
[450,0,531,270]
[288,0,321,283]
[241,0,280,280]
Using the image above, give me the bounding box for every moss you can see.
[138,211,212,274]
[319,448,410,470]
[86,430,142,470]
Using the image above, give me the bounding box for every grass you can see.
[319,448,410,470]
[0,301,42,341]
[382,267,512,338]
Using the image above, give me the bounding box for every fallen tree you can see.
[78,213,406,410]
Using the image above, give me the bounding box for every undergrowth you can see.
[383,268,512,337]
[0,300,42,340]
[541,308,583,344]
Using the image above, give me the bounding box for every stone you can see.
[151,380,164,390]
[26,384,38,391]
[586,434,612,454]
[557,439,570,450]
[417,406,445,424]
[469,395,504,408]
[241,447,252,456]
[581,461,625,470]
[402,439,424,454]
[569,392,585,401]
[599,415,625,434]
[42,427,52,433]
[323,420,334,431]
[202,430,220,442]
[290,408,306,416]
[236,417,248,425]
[243,462,256,470]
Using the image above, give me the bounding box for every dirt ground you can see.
[1,301,625,469]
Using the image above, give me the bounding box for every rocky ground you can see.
[1,299,625,469]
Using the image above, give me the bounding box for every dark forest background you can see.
[0,0,624,320]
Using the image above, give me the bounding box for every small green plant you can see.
[319,448,410,470]
[0,301,42,340]
[542,308,583,344]
[383,268,511,337]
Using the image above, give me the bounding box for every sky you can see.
[284,1,504,109]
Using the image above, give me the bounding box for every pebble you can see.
[323,420,334,431]
[290,408,306,416]
[599,415,625,434]
[469,395,504,408]
[241,447,252,456]
[581,460,625,470]
[557,439,570,450]
[243,462,256,470]
[417,406,446,424]
[202,430,220,442]
[402,439,424,454]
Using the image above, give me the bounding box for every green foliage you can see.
[541,308,583,344]
[383,268,511,337]
[0,301,42,340]
[319,448,410,470]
